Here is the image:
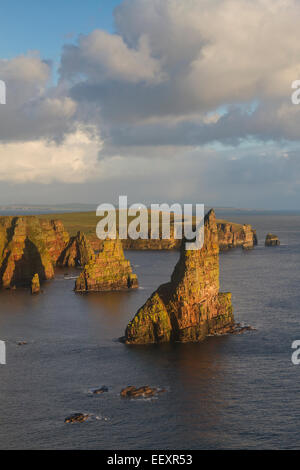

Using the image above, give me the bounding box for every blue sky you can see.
[0,0,121,63]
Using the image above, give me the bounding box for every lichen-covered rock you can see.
[125,209,234,344]
[75,238,138,292]
[39,219,70,264]
[265,233,280,246]
[0,216,70,289]
[31,273,40,295]
[58,231,95,267]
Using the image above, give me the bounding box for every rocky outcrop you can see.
[218,222,257,250]
[92,386,109,395]
[0,216,70,289]
[125,210,234,344]
[65,413,90,424]
[58,231,95,267]
[265,233,280,246]
[31,273,40,295]
[120,386,166,398]
[75,238,138,292]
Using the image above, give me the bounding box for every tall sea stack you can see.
[125,209,234,344]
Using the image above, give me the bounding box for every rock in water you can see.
[58,231,95,267]
[120,386,165,398]
[75,238,138,292]
[31,273,40,295]
[218,222,257,250]
[125,209,234,344]
[93,386,109,395]
[64,413,90,424]
[265,233,280,246]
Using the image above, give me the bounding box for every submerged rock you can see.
[120,386,165,398]
[265,233,280,246]
[64,413,90,424]
[75,238,138,292]
[31,273,40,295]
[58,231,95,267]
[93,386,109,395]
[125,210,234,344]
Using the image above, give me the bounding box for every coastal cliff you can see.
[75,238,138,292]
[0,216,69,289]
[121,220,257,251]
[125,209,234,344]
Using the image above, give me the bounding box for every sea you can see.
[0,210,300,449]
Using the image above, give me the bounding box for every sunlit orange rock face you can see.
[75,238,138,292]
[0,216,69,289]
[217,222,257,250]
[125,209,234,344]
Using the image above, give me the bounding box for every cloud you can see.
[2,0,300,209]
[0,54,78,142]
[0,127,103,183]
[59,0,300,146]
[60,30,164,84]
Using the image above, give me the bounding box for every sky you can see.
[1,0,300,210]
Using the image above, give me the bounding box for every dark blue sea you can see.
[0,211,300,449]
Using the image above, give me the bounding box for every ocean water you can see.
[0,213,300,449]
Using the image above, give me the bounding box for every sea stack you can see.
[125,209,234,344]
[31,273,40,295]
[58,231,95,267]
[217,222,257,250]
[75,238,138,292]
[265,233,280,246]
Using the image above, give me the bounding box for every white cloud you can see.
[0,128,103,183]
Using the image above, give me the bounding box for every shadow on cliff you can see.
[0,237,47,288]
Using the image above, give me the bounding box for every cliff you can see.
[75,238,138,292]
[217,221,257,250]
[125,209,234,344]
[121,220,257,251]
[0,216,69,289]
[58,231,95,267]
